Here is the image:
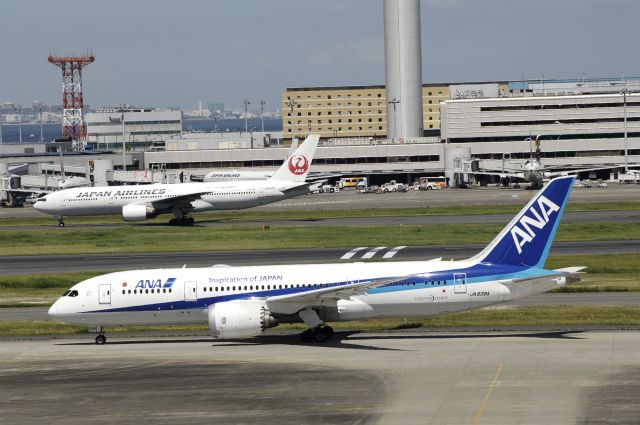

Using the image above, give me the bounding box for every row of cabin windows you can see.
[203,283,332,292]
[207,191,255,196]
[387,280,448,287]
[122,288,173,295]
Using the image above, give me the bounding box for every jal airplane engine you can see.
[121,204,158,222]
[208,300,276,339]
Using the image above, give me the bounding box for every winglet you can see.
[470,176,575,268]
[269,134,320,182]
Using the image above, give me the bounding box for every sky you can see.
[2,0,639,111]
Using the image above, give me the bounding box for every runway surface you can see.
[1,330,638,424]
[1,239,639,276]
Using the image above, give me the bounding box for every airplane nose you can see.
[48,300,64,320]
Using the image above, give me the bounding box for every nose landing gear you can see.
[92,325,107,345]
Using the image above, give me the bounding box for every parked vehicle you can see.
[382,180,405,192]
[338,177,362,189]
[26,193,42,204]
[419,182,441,191]
[318,184,339,193]
[419,176,447,189]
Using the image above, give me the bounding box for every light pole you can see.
[120,104,126,171]
[260,99,266,132]
[36,105,44,142]
[286,98,297,143]
[15,105,23,143]
[622,89,630,174]
[388,98,399,141]
[242,98,250,133]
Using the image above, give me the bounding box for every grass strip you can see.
[0,222,639,256]
[3,305,640,337]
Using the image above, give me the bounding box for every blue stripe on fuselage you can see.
[84,263,554,314]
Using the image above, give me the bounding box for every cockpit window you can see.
[62,290,71,296]
[68,290,79,297]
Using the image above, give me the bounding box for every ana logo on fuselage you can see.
[510,195,560,254]
[135,277,176,290]
[287,154,309,175]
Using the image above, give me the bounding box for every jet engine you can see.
[500,176,511,187]
[208,300,275,339]
[121,204,158,222]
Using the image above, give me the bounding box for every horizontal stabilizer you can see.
[553,266,587,273]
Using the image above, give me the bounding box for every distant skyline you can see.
[2,0,639,110]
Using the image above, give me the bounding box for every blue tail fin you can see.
[471,176,575,268]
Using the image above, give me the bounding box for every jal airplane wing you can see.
[145,189,214,209]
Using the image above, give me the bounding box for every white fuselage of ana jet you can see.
[33,181,306,217]
[48,259,566,327]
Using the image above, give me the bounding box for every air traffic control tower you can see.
[384,0,424,140]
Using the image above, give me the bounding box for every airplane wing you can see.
[281,180,328,194]
[545,165,625,177]
[472,171,525,180]
[144,190,214,210]
[266,275,409,307]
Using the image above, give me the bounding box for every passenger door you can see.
[454,273,467,294]
[184,281,198,302]
[98,284,111,305]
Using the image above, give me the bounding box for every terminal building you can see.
[2,77,639,191]
[280,82,509,141]
[85,108,182,151]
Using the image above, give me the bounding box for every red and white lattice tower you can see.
[48,53,95,151]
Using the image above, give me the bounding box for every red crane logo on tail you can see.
[288,154,309,175]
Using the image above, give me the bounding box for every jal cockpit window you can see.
[62,290,71,296]
[68,290,79,297]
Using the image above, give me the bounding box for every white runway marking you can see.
[362,246,386,259]
[340,247,368,260]
[382,246,407,259]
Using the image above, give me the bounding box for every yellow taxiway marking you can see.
[472,362,504,425]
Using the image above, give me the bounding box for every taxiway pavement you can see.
[0,330,638,424]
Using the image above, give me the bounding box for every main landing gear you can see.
[57,217,65,227]
[298,308,334,343]
[168,217,195,226]
[300,324,335,343]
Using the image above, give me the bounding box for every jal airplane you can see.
[201,139,299,182]
[49,176,583,344]
[34,135,319,226]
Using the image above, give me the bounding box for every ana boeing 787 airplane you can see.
[49,176,583,344]
[34,135,319,226]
